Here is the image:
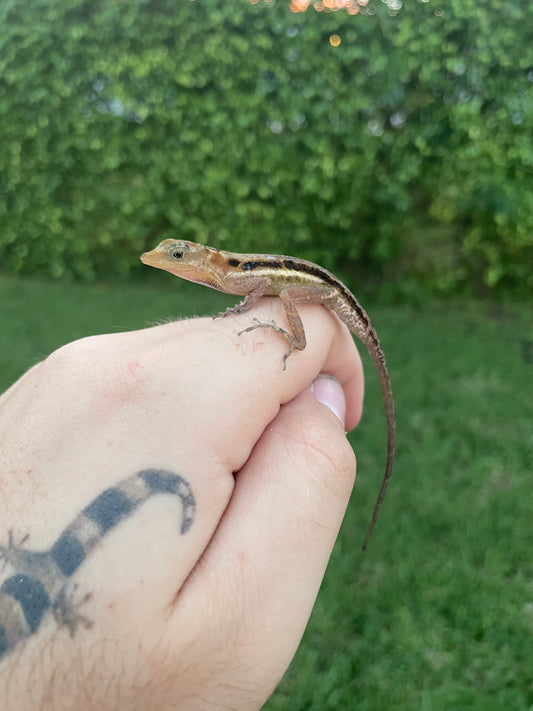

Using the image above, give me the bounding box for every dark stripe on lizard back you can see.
[239,258,371,331]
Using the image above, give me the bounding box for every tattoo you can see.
[0,469,195,661]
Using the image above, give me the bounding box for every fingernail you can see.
[311,374,346,427]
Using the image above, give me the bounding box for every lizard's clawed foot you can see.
[53,584,93,637]
[238,318,290,339]
[281,345,296,370]
[238,319,298,370]
[215,306,233,319]
[216,301,248,319]
[0,530,30,570]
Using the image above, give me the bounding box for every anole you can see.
[141,240,395,549]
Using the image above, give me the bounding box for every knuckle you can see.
[41,335,103,374]
[39,336,148,408]
[306,427,356,498]
[281,413,356,502]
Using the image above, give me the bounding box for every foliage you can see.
[0,0,532,290]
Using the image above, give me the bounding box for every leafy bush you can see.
[0,0,532,290]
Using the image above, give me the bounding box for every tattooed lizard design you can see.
[0,469,195,661]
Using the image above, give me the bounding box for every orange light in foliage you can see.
[329,34,342,46]
[289,0,311,9]
[287,0,367,11]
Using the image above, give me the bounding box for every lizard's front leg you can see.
[216,281,269,319]
[239,286,334,369]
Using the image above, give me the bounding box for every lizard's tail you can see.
[362,347,396,550]
[50,469,196,578]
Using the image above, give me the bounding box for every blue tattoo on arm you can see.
[0,469,195,661]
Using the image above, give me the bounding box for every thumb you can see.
[178,375,356,707]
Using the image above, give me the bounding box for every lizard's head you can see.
[141,239,223,289]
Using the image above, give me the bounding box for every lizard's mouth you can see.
[140,253,223,290]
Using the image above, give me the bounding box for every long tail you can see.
[362,348,396,550]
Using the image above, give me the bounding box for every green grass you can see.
[2,274,532,710]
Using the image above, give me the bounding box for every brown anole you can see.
[141,239,395,549]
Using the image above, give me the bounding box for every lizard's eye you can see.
[170,243,189,261]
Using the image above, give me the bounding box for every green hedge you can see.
[0,0,532,290]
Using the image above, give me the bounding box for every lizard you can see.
[0,469,195,661]
[140,239,396,550]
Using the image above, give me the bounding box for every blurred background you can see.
[1,0,532,709]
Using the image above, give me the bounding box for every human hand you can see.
[0,297,363,711]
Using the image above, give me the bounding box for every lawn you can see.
[1,273,532,710]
